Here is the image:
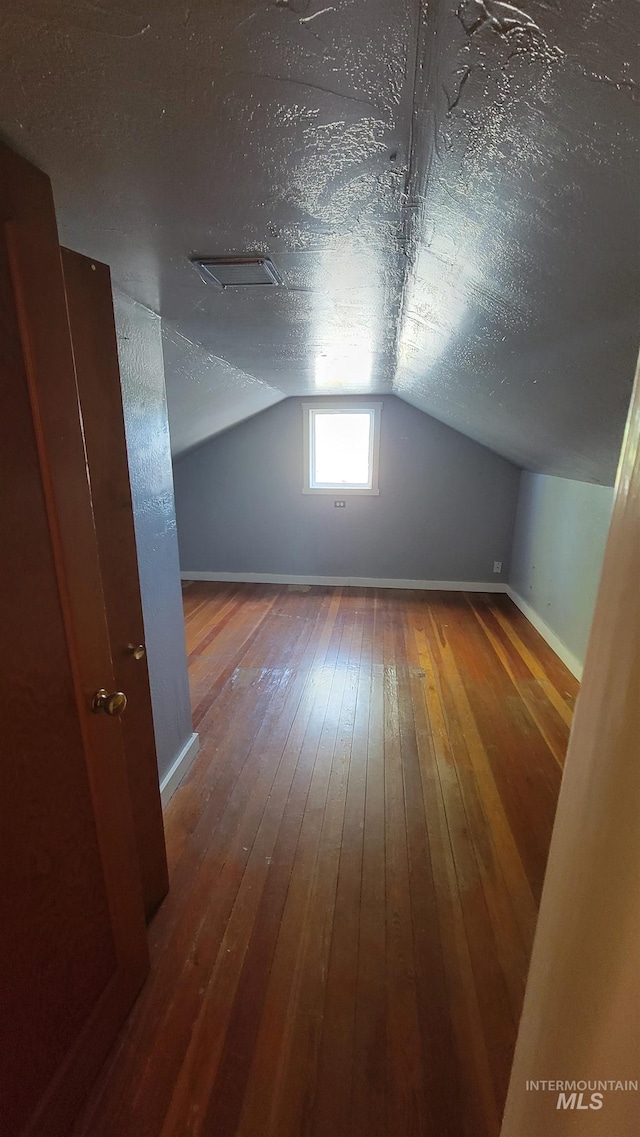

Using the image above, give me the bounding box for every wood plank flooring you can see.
[72,583,578,1137]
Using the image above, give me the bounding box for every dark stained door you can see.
[0,145,149,1136]
[62,247,169,920]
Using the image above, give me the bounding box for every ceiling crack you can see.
[443,66,471,114]
[227,69,384,112]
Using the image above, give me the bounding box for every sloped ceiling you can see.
[396,0,640,483]
[0,0,637,481]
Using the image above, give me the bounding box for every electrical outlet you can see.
[334,500,346,508]
[493,560,503,574]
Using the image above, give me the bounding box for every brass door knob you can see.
[92,689,127,716]
[131,645,146,661]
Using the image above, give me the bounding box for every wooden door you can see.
[0,145,149,1135]
[62,248,169,920]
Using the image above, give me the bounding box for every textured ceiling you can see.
[396,0,640,483]
[0,0,637,480]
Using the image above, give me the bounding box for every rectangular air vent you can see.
[192,256,283,289]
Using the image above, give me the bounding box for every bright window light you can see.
[314,412,370,485]
[303,403,381,495]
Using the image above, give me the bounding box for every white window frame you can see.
[302,401,382,495]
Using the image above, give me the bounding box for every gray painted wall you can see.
[114,291,193,782]
[509,473,614,669]
[173,395,520,583]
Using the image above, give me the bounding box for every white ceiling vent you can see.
[192,256,283,289]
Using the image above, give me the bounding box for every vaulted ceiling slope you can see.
[0,1,637,482]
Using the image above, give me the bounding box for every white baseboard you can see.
[506,587,583,680]
[160,731,200,807]
[181,570,508,593]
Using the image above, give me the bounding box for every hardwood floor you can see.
[72,583,578,1137]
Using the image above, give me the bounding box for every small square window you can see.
[302,402,381,494]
